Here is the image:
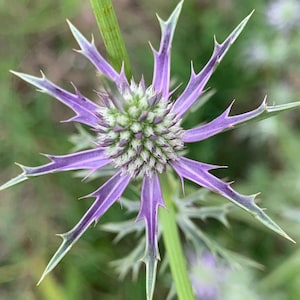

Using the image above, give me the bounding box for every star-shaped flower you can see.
[1,1,298,299]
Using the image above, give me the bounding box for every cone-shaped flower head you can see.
[1,2,298,299]
[97,82,184,178]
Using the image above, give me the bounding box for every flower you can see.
[266,0,300,32]
[1,1,297,299]
[189,251,227,300]
[188,251,263,300]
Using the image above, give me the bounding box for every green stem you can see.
[90,0,132,79]
[159,174,195,300]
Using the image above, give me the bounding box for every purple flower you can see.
[189,251,226,300]
[266,0,300,32]
[1,1,296,299]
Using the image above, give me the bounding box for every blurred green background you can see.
[1,0,300,299]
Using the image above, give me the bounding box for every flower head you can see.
[188,250,263,300]
[97,81,184,178]
[266,0,300,32]
[189,251,226,300]
[1,1,297,299]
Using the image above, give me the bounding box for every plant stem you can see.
[90,0,132,79]
[159,174,195,300]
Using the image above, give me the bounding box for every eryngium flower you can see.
[1,1,296,298]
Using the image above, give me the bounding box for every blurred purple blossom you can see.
[266,0,300,32]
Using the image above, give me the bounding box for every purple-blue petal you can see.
[137,173,165,300]
[151,1,183,99]
[183,99,267,143]
[171,156,256,208]
[20,148,111,176]
[67,20,128,89]
[38,171,131,284]
[172,12,253,118]
[171,156,294,242]
[137,173,164,257]
[11,71,100,127]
